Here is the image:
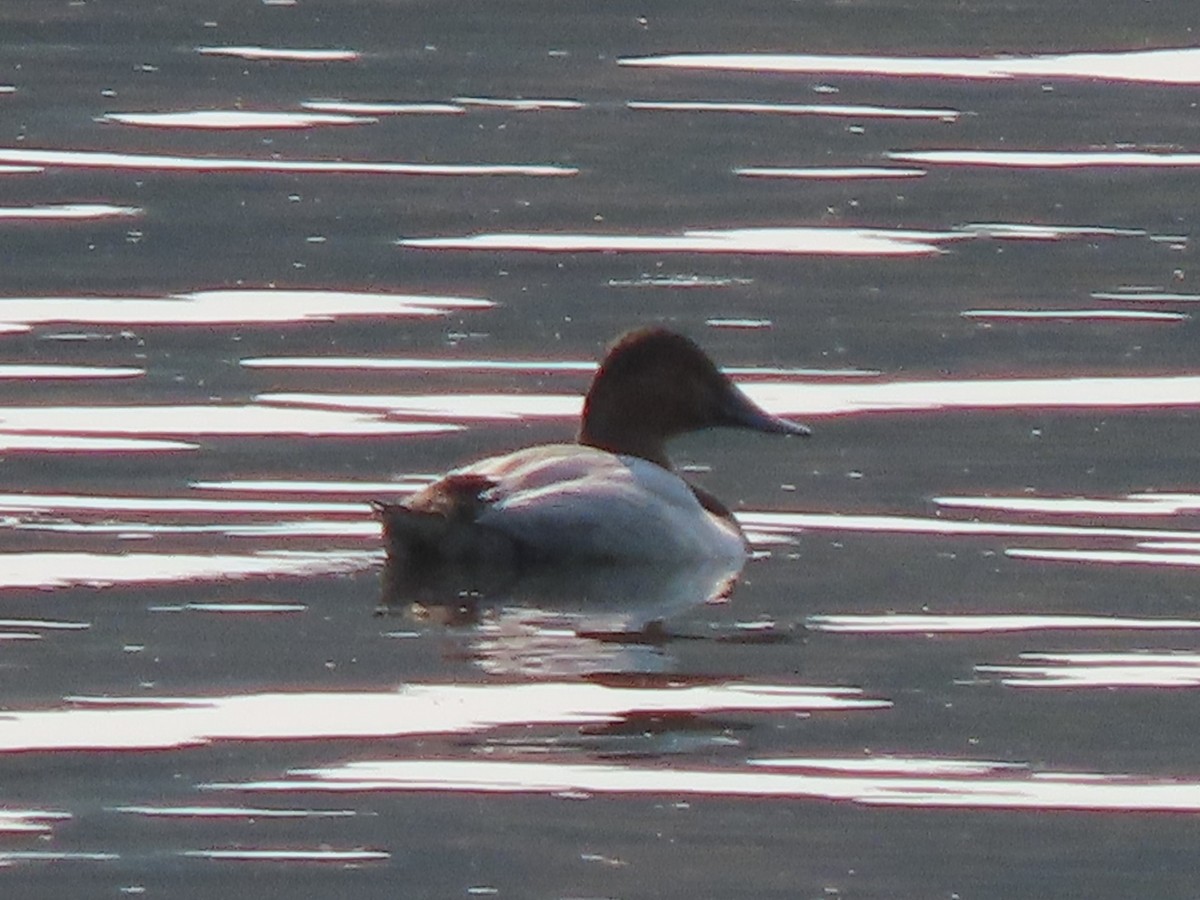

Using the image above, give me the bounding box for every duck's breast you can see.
[453,444,746,562]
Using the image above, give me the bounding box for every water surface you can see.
[4,1,1200,897]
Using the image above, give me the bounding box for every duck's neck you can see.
[578,415,672,469]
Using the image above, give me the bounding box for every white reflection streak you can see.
[0,434,196,453]
[736,166,926,180]
[196,46,360,62]
[0,682,886,752]
[0,404,460,437]
[0,148,577,177]
[0,492,368,516]
[935,494,1200,516]
[1093,291,1200,303]
[17,521,380,539]
[978,652,1200,688]
[707,317,772,329]
[1142,541,1200,552]
[962,309,1187,322]
[748,757,1025,776]
[0,811,70,835]
[959,223,1145,239]
[0,851,117,863]
[149,602,308,614]
[738,373,1200,416]
[0,289,492,326]
[619,47,1200,84]
[100,111,377,129]
[236,758,1200,813]
[628,100,959,119]
[807,613,1200,634]
[0,550,375,590]
[889,150,1200,168]
[182,849,389,862]
[0,618,89,631]
[1007,548,1200,567]
[454,97,583,110]
[0,365,143,379]
[400,227,957,256]
[190,478,432,494]
[302,100,464,115]
[1133,492,1200,506]
[0,203,141,220]
[257,392,581,420]
[243,357,596,373]
[739,511,1200,543]
[610,273,753,288]
[112,806,355,819]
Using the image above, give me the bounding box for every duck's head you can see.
[578,327,810,468]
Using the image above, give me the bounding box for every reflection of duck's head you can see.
[579,327,810,468]
[376,327,809,571]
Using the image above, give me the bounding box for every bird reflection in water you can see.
[377,557,746,677]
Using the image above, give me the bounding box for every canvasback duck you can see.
[375,327,809,568]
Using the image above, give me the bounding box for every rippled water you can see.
[4,1,1200,897]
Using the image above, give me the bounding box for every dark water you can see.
[5,1,1200,896]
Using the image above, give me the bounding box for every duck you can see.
[374,327,809,569]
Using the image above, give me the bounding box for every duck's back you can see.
[444,444,746,563]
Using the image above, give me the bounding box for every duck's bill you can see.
[722,389,812,436]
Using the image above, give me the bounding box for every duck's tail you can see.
[372,496,520,572]
[373,500,453,569]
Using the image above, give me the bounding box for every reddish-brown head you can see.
[578,327,809,467]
